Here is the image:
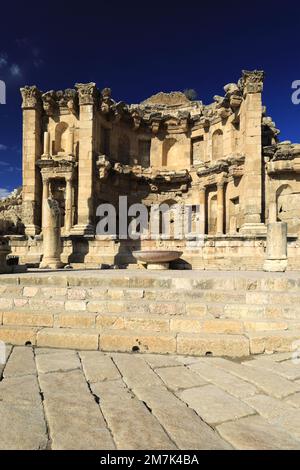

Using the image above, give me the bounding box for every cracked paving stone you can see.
[188,360,258,399]
[143,354,181,369]
[91,379,176,449]
[0,402,47,450]
[3,346,36,377]
[179,384,255,425]
[209,357,300,398]
[39,369,114,449]
[243,357,300,381]
[216,415,300,450]
[244,394,294,420]
[43,398,115,450]
[79,351,121,383]
[35,351,81,374]
[155,365,208,391]
[113,354,231,450]
[0,374,42,406]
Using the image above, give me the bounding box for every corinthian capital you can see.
[20,85,42,110]
[240,70,265,95]
[75,82,98,105]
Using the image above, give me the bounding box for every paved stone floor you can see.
[1,346,300,450]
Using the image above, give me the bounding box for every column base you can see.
[240,223,267,236]
[263,258,288,272]
[39,258,65,269]
[147,262,169,270]
[70,224,94,236]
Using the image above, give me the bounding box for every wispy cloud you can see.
[10,64,22,77]
[0,188,11,199]
[0,145,8,151]
[0,56,7,68]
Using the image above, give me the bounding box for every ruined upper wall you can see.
[20,70,278,139]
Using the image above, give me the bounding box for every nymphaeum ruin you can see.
[1,70,299,270]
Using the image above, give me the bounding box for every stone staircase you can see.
[0,270,299,357]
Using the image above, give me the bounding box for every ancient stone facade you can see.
[4,70,300,269]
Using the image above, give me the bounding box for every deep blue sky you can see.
[0,0,300,196]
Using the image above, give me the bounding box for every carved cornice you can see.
[197,155,245,178]
[20,86,42,110]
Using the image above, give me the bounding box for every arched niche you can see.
[118,134,130,164]
[54,122,68,154]
[162,138,177,166]
[212,129,223,161]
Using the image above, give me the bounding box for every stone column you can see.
[42,131,50,158]
[216,182,224,235]
[40,198,64,269]
[72,83,97,235]
[263,222,288,272]
[64,175,73,234]
[269,201,277,223]
[198,186,206,235]
[67,127,75,156]
[41,176,50,233]
[239,70,266,235]
[20,86,43,235]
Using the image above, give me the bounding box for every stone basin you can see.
[132,250,183,270]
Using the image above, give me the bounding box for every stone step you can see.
[1,272,300,292]
[0,325,298,356]
[0,308,291,334]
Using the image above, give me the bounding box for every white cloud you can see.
[0,57,7,68]
[0,145,7,151]
[10,64,22,77]
[0,188,11,199]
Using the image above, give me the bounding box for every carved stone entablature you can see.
[59,89,78,114]
[96,154,112,179]
[37,158,77,180]
[100,87,113,114]
[112,163,191,186]
[197,154,245,178]
[239,70,265,95]
[42,91,57,115]
[20,86,42,110]
[75,82,98,106]
[265,142,300,175]
[151,119,161,134]
[131,109,142,130]
[262,116,280,144]
[42,89,79,116]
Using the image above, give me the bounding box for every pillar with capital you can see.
[71,83,98,235]
[216,181,225,235]
[20,86,43,235]
[239,70,266,235]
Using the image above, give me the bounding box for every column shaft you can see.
[65,177,73,234]
[216,183,224,235]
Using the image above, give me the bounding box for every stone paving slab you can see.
[0,346,300,449]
